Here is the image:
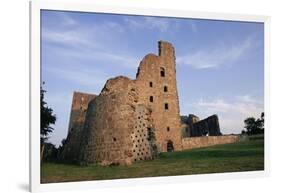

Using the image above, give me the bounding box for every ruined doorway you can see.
[167,140,174,152]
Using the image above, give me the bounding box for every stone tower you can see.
[61,91,96,161]
[78,77,141,165]
[68,91,97,134]
[135,41,182,152]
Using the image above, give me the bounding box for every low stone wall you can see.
[182,135,240,150]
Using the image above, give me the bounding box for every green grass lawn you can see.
[41,136,264,183]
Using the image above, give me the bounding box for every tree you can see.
[41,83,56,161]
[57,138,66,160]
[259,112,265,131]
[243,112,264,135]
[42,142,58,162]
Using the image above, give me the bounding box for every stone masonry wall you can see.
[182,135,240,150]
[135,41,182,152]
[78,76,157,165]
[61,92,96,161]
[192,114,221,136]
[68,91,97,133]
[79,77,136,165]
[131,105,154,162]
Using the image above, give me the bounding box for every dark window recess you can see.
[164,86,168,92]
[167,140,174,152]
[149,82,153,87]
[113,137,117,142]
[160,67,165,77]
[165,103,169,110]
[167,127,170,132]
[147,128,152,141]
[150,96,154,102]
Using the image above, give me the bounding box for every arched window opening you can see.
[164,86,168,92]
[160,67,165,77]
[167,140,174,152]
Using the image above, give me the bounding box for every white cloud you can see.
[41,20,117,51]
[45,65,108,90]
[42,12,125,48]
[188,95,263,134]
[59,12,77,26]
[42,13,139,70]
[188,21,197,33]
[236,94,263,104]
[124,17,175,32]
[177,36,256,69]
[42,28,96,48]
[144,17,170,32]
[44,44,139,70]
[124,16,198,33]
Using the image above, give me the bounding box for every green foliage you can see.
[147,127,158,158]
[41,136,264,183]
[57,138,66,160]
[42,143,59,161]
[244,112,264,135]
[41,83,56,142]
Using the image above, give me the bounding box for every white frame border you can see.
[30,0,270,192]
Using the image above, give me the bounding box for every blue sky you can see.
[41,10,264,146]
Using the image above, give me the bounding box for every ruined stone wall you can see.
[192,115,221,136]
[79,77,155,165]
[182,135,240,150]
[61,92,96,161]
[131,104,155,162]
[181,114,199,137]
[68,91,97,133]
[135,41,182,152]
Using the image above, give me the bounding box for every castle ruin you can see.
[181,114,222,137]
[61,41,239,166]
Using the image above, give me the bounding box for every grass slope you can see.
[41,136,264,183]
